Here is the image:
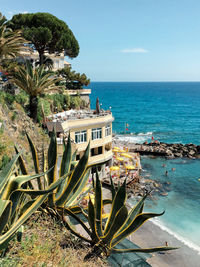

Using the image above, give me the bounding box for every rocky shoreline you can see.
[126,141,200,159]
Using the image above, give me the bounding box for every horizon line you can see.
[89,81,200,83]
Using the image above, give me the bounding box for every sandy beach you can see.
[131,220,200,267]
[110,138,200,267]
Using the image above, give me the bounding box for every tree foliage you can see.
[0,13,26,65]
[57,66,90,89]
[9,61,62,122]
[8,12,79,65]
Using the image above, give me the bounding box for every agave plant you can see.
[63,171,178,260]
[25,131,93,214]
[0,152,65,251]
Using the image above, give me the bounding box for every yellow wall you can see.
[60,113,114,165]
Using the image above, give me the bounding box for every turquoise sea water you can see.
[89,82,200,253]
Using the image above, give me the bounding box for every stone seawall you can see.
[128,142,200,159]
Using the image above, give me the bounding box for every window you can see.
[91,146,103,157]
[75,130,87,143]
[92,128,102,140]
[105,124,111,137]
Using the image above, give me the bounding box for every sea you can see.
[89,82,200,255]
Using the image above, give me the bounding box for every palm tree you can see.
[0,13,26,64]
[35,55,54,70]
[10,61,62,122]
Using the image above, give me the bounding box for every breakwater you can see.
[128,142,200,159]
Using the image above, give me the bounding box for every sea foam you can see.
[114,132,153,144]
[150,218,200,254]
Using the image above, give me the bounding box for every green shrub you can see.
[0,154,10,170]
[4,94,15,105]
[37,98,51,124]
[0,143,6,154]
[15,90,28,105]
[11,111,17,121]
[70,96,81,109]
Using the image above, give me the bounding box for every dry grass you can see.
[0,211,109,267]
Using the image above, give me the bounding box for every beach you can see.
[109,138,200,267]
[130,220,200,267]
[103,185,200,267]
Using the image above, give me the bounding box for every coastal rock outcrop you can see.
[128,142,200,159]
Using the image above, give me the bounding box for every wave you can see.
[114,132,153,144]
[150,218,200,254]
[138,131,153,136]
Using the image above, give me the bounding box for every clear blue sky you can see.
[1,0,200,81]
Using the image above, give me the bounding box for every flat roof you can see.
[48,109,112,123]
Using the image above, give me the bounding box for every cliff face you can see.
[0,102,49,169]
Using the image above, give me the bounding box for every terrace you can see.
[48,109,112,123]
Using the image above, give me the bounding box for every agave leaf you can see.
[0,200,12,235]
[9,170,68,219]
[116,194,147,236]
[65,170,90,207]
[55,142,90,206]
[25,133,39,173]
[0,154,20,197]
[19,199,35,217]
[88,198,99,242]
[72,149,77,161]
[111,246,178,253]
[1,167,54,201]
[103,199,112,205]
[14,146,28,175]
[70,161,78,171]
[66,205,82,214]
[59,133,72,178]
[62,215,92,244]
[102,206,128,246]
[94,170,103,236]
[110,176,116,201]
[0,173,66,250]
[26,133,42,190]
[104,179,127,235]
[14,146,34,189]
[0,193,49,250]
[64,208,92,238]
[47,131,57,206]
[56,134,72,198]
[112,211,165,247]
[41,148,48,189]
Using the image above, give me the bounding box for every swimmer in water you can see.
[162,164,166,167]
[165,171,168,176]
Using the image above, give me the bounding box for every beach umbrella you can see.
[112,149,120,156]
[110,166,120,171]
[112,149,120,153]
[119,149,126,153]
[116,156,124,161]
[110,166,120,177]
[126,165,135,170]
[121,153,133,159]
[113,146,120,150]
[125,165,135,174]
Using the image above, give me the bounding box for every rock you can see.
[196,146,200,153]
[160,192,168,196]
[188,150,196,156]
[174,152,183,157]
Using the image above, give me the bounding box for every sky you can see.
[1,0,200,81]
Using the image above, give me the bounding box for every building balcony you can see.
[89,150,113,165]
